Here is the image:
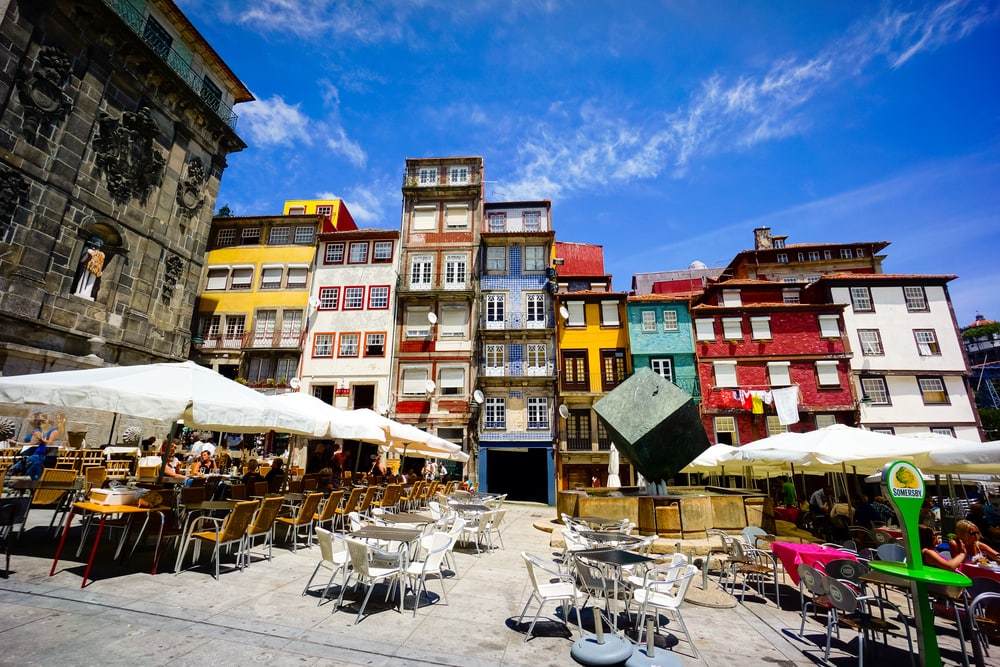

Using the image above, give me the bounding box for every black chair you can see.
[0,497,30,577]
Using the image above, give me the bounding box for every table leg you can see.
[81,516,107,588]
[49,507,78,576]
[114,514,137,562]
[151,512,166,575]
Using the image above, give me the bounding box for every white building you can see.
[817,274,982,441]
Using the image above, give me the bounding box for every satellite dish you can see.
[559,306,570,320]
[427,312,438,325]
[288,378,301,390]
[425,379,436,393]
[558,404,570,419]
[473,389,484,404]
[308,296,320,309]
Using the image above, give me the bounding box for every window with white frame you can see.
[230,267,253,290]
[526,343,547,375]
[824,250,833,260]
[313,333,333,357]
[224,315,245,338]
[714,416,738,445]
[858,329,883,355]
[401,367,429,396]
[373,241,393,262]
[286,266,308,289]
[368,286,389,309]
[268,226,290,244]
[840,248,853,259]
[410,255,433,289]
[774,239,785,248]
[808,251,820,261]
[200,315,220,338]
[348,242,368,264]
[694,318,715,341]
[777,253,788,263]
[439,304,467,338]
[931,427,956,437]
[766,416,788,436]
[445,204,469,228]
[241,227,261,243]
[280,311,302,343]
[722,317,743,340]
[276,358,297,380]
[439,367,464,396]
[325,243,345,263]
[260,267,282,290]
[484,397,506,429]
[662,310,678,331]
[807,275,820,283]
[918,377,948,404]
[485,344,504,376]
[782,277,800,283]
[343,287,364,309]
[783,289,801,304]
[318,287,339,310]
[364,333,385,356]
[871,427,895,435]
[418,167,437,185]
[651,358,673,382]
[486,246,506,271]
[914,329,940,356]
[528,397,549,429]
[797,253,805,262]
[767,362,791,386]
[816,361,840,387]
[338,333,359,357]
[524,245,546,271]
[721,289,742,307]
[566,301,586,327]
[850,286,873,312]
[485,293,506,329]
[526,294,545,328]
[412,205,437,230]
[487,212,504,232]
[206,268,228,291]
[861,377,890,404]
[448,166,469,184]
[315,205,332,217]
[286,206,305,215]
[247,357,272,383]
[714,361,737,387]
[856,248,865,257]
[445,254,467,289]
[294,226,314,244]
[815,414,837,429]
[642,311,657,332]
[904,286,928,311]
[818,314,840,338]
[750,316,771,340]
[216,228,236,246]
[601,301,620,327]
[404,306,431,337]
[523,211,541,231]
[253,310,276,344]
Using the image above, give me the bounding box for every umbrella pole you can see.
[108,412,119,446]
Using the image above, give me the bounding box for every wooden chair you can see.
[243,495,285,566]
[105,459,131,481]
[27,468,78,537]
[334,487,363,531]
[80,450,104,470]
[275,492,323,552]
[176,500,258,579]
[84,466,107,496]
[55,449,82,473]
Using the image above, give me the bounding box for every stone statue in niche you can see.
[16,45,74,137]
[161,253,184,304]
[0,166,30,236]
[71,236,105,300]
[92,107,165,205]
[175,157,206,218]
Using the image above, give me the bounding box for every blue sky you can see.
[179,0,1000,326]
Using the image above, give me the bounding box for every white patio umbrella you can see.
[0,361,324,436]
[352,408,468,461]
[264,392,386,443]
[606,444,621,488]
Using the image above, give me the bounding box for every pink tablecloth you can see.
[771,542,858,585]
[961,562,1000,583]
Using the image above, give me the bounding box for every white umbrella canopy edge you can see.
[264,392,386,442]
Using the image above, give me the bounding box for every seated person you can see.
[264,457,284,491]
[967,504,1000,549]
[870,495,897,526]
[830,494,855,523]
[949,519,1000,566]
[162,454,187,481]
[242,459,264,487]
[852,494,879,529]
[919,524,963,571]
[192,449,216,475]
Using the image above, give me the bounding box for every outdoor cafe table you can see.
[575,529,644,549]
[771,541,857,586]
[962,561,1000,584]
[575,516,623,530]
[450,503,490,514]
[380,511,433,525]
[574,547,656,634]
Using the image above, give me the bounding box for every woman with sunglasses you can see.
[949,519,1000,566]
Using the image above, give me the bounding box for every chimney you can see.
[754,227,772,250]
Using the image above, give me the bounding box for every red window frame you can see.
[367,285,390,310]
[342,286,365,310]
[317,286,340,310]
[323,242,345,265]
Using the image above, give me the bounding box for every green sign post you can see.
[872,460,971,667]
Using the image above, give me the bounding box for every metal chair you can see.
[334,487,363,531]
[631,564,699,658]
[274,492,323,552]
[314,489,344,533]
[824,577,914,667]
[969,590,1000,658]
[242,495,284,566]
[339,536,405,624]
[176,500,258,580]
[517,551,582,642]
[875,543,906,563]
[302,527,350,607]
[404,531,452,616]
[797,564,837,640]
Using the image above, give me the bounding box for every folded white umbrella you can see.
[265,392,386,443]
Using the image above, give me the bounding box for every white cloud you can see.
[326,128,367,168]
[239,96,313,147]
[338,182,394,227]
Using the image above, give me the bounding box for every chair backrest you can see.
[302,476,318,492]
[825,577,860,614]
[417,531,452,569]
[247,495,284,536]
[741,526,770,547]
[33,468,78,506]
[797,564,828,597]
[180,486,205,505]
[873,529,895,546]
[268,474,285,494]
[345,536,374,577]
[348,511,364,533]
[84,465,107,492]
[220,501,259,542]
[340,487,363,514]
[316,526,342,564]
[824,558,869,584]
[253,480,269,497]
[970,591,1000,635]
[293,492,324,524]
[287,479,303,493]
[317,490,344,521]
[876,543,906,563]
[358,485,378,513]
[522,551,563,593]
[229,483,247,500]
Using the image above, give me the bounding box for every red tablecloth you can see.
[961,562,1000,583]
[774,507,800,524]
[771,541,858,585]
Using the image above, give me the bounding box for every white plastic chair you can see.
[517,551,582,642]
[631,564,700,658]
[302,527,350,607]
[404,532,452,616]
[339,536,405,624]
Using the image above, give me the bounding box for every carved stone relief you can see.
[175,157,206,219]
[0,166,30,237]
[15,45,74,137]
[161,253,184,305]
[92,107,165,205]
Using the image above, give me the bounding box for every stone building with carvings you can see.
[0,0,251,376]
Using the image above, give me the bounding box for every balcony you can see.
[402,168,481,189]
[244,331,305,350]
[102,0,239,128]
[198,335,243,351]
[481,312,553,331]
[479,429,555,443]
[481,361,556,379]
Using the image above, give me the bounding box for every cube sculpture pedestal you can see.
[593,368,709,485]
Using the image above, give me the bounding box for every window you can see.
[260,267,282,290]
[651,358,673,382]
[412,205,437,230]
[783,289,801,304]
[224,315,245,339]
[241,227,261,243]
[931,427,956,437]
[694,318,715,341]
[318,287,339,310]
[373,241,393,262]
[200,315,220,338]
[343,287,364,309]
[714,416,738,445]
[445,204,469,228]
[750,316,771,340]
[914,329,940,356]
[485,344,504,376]
[142,14,173,58]
[313,333,333,357]
[766,416,788,436]
[401,367,429,396]
[484,397,506,429]
[562,350,589,391]
[524,246,546,271]
[774,239,785,249]
[448,166,469,184]
[904,286,928,311]
[268,226,290,244]
[861,377,890,405]
[216,228,236,246]
[418,167,437,185]
[918,377,949,404]
[410,255,433,289]
[206,268,228,291]
[286,267,308,289]
[287,206,306,215]
[199,74,222,111]
[368,286,389,309]
[439,304,467,338]
[348,242,368,264]
[338,333,359,357]
[815,414,837,429]
[782,277,800,283]
[294,226,314,244]
[767,362,791,386]
[808,251,820,261]
[566,409,591,450]
[797,253,805,262]
[641,311,657,332]
[722,317,743,340]
[325,243,345,264]
[230,267,253,290]
[816,361,840,387]
[439,367,464,396]
[721,289,742,307]
[276,358,297,382]
[776,253,788,263]
[486,246,506,271]
[445,254,467,289]
[525,294,545,328]
[526,343,547,375]
[858,329,883,355]
[600,301,620,327]
[662,310,678,331]
[405,306,431,337]
[818,314,840,338]
[566,301,586,327]
[365,333,385,357]
[485,293,506,329]
[315,205,332,217]
[856,248,865,257]
[488,212,505,232]
[840,249,853,259]
[871,427,895,435]
[528,397,549,429]
[280,311,302,344]
[600,349,627,390]
[850,286,873,312]
[713,361,737,387]
[246,356,273,384]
